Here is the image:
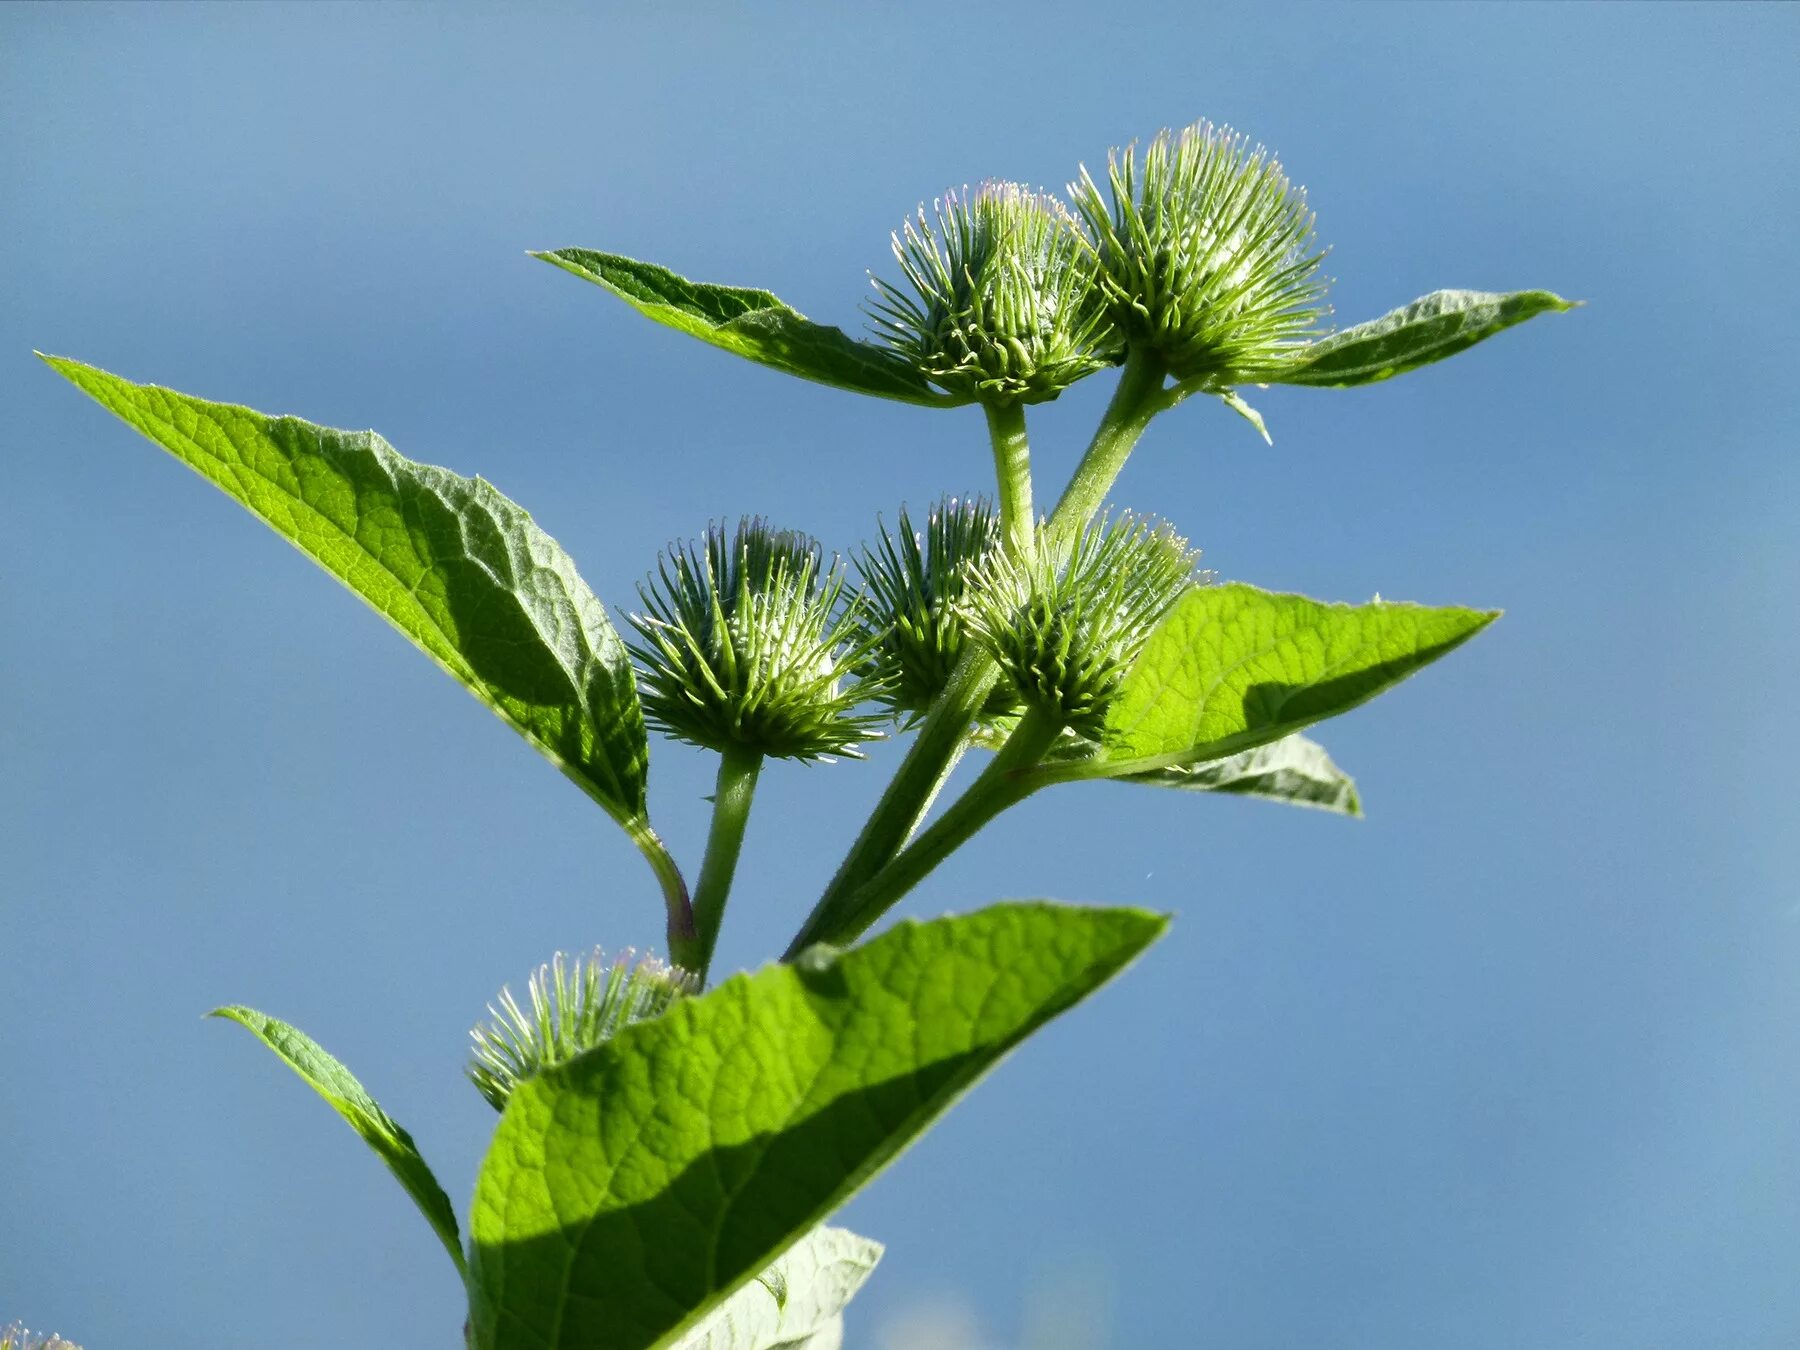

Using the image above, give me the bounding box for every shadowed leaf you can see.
[536,249,967,408]
[469,902,1166,1350]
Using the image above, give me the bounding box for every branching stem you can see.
[814,705,1064,946]
[784,348,1170,958]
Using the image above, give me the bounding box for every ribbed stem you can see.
[813,705,1063,945]
[673,744,762,984]
[1045,347,1167,540]
[983,398,1036,566]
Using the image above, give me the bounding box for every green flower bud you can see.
[1,1326,82,1350]
[467,947,696,1111]
[1070,121,1328,387]
[869,181,1115,405]
[850,496,1022,724]
[628,519,883,761]
[959,513,1202,738]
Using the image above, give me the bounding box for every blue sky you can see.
[3,4,1797,1347]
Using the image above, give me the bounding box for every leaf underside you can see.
[1126,733,1362,816]
[536,249,966,408]
[468,902,1167,1350]
[1274,288,1575,387]
[41,356,650,828]
[677,1225,882,1350]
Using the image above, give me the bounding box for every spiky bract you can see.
[629,519,882,760]
[467,948,696,1111]
[960,513,1202,737]
[869,181,1114,405]
[1070,121,1328,387]
[850,496,1022,723]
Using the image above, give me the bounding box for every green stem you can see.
[903,738,969,845]
[783,350,1169,959]
[814,706,1064,946]
[628,817,695,960]
[673,744,763,983]
[785,648,998,957]
[982,398,1036,565]
[1045,347,1167,540]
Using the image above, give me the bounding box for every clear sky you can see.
[3,4,1797,1347]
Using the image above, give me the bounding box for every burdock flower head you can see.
[1,1327,82,1350]
[628,519,882,761]
[1070,121,1328,388]
[467,948,696,1111]
[869,181,1114,405]
[850,496,1022,723]
[959,513,1202,738]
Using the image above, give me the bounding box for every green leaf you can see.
[677,1226,883,1350]
[535,249,966,408]
[468,902,1167,1350]
[1125,733,1361,817]
[209,1005,465,1277]
[1080,584,1496,778]
[41,357,656,836]
[1272,289,1575,387]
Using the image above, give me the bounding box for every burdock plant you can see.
[36,118,1573,1349]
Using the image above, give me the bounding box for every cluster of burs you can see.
[631,121,1318,767]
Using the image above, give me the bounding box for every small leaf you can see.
[210,1006,465,1276]
[1083,584,1495,777]
[1272,289,1575,388]
[677,1226,883,1350]
[1217,388,1272,445]
[536,249,968,408]
[468,902,1167,1350]
[1126,733,1361,816]
[41,358,659,840]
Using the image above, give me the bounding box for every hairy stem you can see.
[673,744,763,983]
[903,738,969,845]
[786,648,1000,957]
[983,398,1036,566]
[814,706,1064,946]
[1045,347,1167,540]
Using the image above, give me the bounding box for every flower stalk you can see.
[983,399,1036,567]
[677,742,764,982]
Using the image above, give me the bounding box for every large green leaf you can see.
[1062,584,1494,780]
[1273,289,1575,387]
[209,1006,464,1276]
[1125,733,1362,816]
[468,902,1167,1350]
[535,249,966,408]
[42,357,660,841]
[677,1226,882,1350]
